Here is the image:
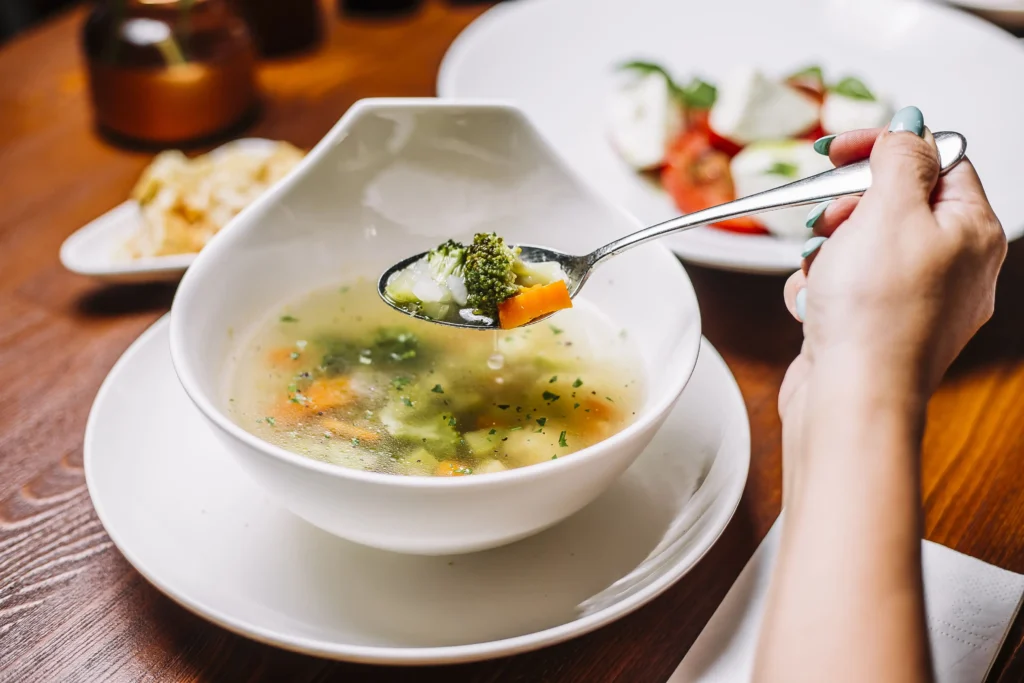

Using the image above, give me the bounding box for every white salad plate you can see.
[84,318,749,664]
[59,138,282,284]
[438,0,1024,274]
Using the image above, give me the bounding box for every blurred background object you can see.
[231,0,322,57]
[338,0,423,18]
[82,0,259,147]
[0,0,76,42]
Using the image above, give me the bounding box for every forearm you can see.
[755,359,933,683]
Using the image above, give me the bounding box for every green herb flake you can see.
[509,426,523,432]
[559,431,568,448]
[488,428,497,435]
[497,404,510,410]
[830,76,876,101]
[765,161,799,178]
[290,351,300,360]
[401,397,414,407]
[549,376,558,383]
[574,403,581,409]
[455,466,474,475]
[542,391,560,403]
[351,438,360,446]
[550,325,564,335]
[572,378,583,388]
[606,396,615,402]
[448,417,457,427]
[551,455,558,460]
[536,417,547,427]
[391,376,411,390]
[787,64,824,84]
[279,315,298,323]
[431,384,444,394]
[265,416,276,426]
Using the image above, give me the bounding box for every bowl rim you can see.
[169,98,702,489]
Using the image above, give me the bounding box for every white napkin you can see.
[671,516,1024,683]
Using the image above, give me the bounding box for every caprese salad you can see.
[607,62,893,238]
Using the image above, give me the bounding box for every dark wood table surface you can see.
[3,2,1024,681]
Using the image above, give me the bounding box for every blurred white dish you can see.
[59,138,282,284]
[85,317,749,664]
[438,0,1024,273]
[169,99,702,555]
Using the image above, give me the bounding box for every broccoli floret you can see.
[464,233,521,318]
[426,239,467,282]
[384,240,468,318]
[379,381,461,458]
[317,327,425,376]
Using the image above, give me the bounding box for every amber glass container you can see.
[83,0,259,146]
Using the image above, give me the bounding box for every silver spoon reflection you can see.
[379,131,968,330]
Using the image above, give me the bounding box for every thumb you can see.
[867,106,940,205]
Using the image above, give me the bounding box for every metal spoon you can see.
[379,131,967,329]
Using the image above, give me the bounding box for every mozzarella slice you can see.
[821,94,894,134]
[709,66,819,146]
[730,140,834,238]
[607,71,685,170]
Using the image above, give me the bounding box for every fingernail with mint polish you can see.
[888,105,924,137]
[795,289,807,323]
[802,236,827,259]
[813,134,836,155]
[805,201,830,228]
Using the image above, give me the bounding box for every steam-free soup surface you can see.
[228,280,642,476]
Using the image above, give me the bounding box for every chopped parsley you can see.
[448,417,457,427]
[279,315,298,323]
[392,376,411,390]
[488,428,497,435]
[264,416,276,426]
[558,431,568,448]
[431,384,444,394]
[401,397,414,407]
[536,417,547,427]
[549,376,558,383]
[542,391,560,402]
[497,404,510,410]
[572,378,583,388]
[550,325,563,335]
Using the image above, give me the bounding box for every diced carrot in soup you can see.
[303,377,353,410]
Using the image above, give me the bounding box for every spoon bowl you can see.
[380,131,967,329]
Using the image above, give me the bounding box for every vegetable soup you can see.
[228,279,643,476]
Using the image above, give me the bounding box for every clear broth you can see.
[228,279,643,476]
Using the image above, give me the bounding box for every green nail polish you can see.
[888,105,924,137]
[795,289,807,322]
[801,236,827,258]
[813,135,836,155]
[805,201,830,228]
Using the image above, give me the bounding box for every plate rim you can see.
[83,316,750,665]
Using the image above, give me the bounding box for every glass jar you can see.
[83,0,259,146]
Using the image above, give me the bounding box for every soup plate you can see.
[169,99,701,555]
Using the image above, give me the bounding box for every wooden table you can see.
[2,2,1024,681]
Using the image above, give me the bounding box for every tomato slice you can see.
[661,129,769,235]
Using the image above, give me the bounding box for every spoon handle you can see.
[588,131,967,266]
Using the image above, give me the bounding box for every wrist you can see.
[810,346,930,415]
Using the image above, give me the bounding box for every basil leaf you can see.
[619,61,716,109]
[787,65,824,85]
[830,76,875,101]
[680,77,717,109]
[765,162,800,178]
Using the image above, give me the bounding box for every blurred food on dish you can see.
[607,62,893,238]
[128,140,304,257]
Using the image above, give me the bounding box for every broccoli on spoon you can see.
[382,233,572,329]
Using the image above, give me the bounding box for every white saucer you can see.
[438,0,1024,273]
[59,138,281,284]
[84,317,749,664]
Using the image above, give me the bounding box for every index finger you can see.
[820,128,883,167]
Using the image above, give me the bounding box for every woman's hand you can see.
[755,107,1006,683]
[781,110,1006,422]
